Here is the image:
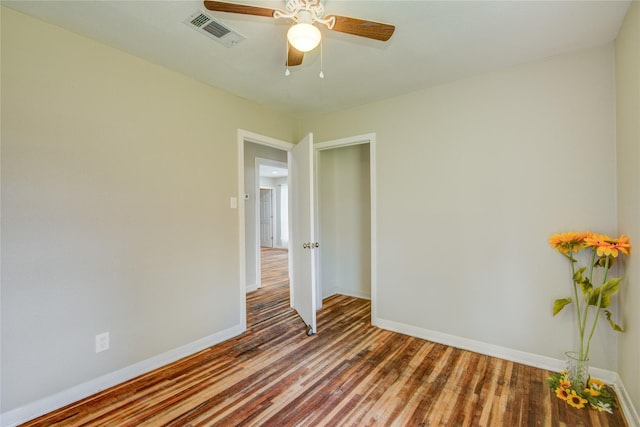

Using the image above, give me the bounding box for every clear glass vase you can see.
[565,351,589,389]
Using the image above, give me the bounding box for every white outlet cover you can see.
[95,332,110,353]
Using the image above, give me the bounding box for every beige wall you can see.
[3,2,638,421]
[616,0,640,415]
[300,44,619,369]
[0,7,294,412]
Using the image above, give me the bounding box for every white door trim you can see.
[237,130,376,330]
[237,129,293,331]
[314,133,378,325]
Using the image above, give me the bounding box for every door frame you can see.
[237,129,378,330]
[314,133,378,325]
[238,130,293,331]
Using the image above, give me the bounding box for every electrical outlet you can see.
[95,332,110,353]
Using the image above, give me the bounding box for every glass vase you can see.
[565,351,589,389]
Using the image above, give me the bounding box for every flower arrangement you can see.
[547,371,617,413]
[546,231,631,412]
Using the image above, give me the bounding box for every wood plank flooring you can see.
[21,248,628,426]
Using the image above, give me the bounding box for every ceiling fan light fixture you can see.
[287,23,321,52]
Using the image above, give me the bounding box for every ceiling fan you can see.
[203,0,395,67]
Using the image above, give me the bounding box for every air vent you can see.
[185,11,245,48]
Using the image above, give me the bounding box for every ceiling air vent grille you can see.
[185,11,245,48]
[203,20,231,38]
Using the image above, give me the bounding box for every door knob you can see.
[313,242,319,248]
[303,242,310,249]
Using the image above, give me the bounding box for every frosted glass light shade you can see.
[287,23,321,52]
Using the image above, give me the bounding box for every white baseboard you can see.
[336,288,371,300]
[376,318,565,371]
[375,317,637,423]
[246,283,258,292]
[323,287,371,301]
[322,286,338,299]
[4,317,637,427]
[1,324,245,427]
[615,373,640,427]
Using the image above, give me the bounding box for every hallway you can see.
[247,248,289,329]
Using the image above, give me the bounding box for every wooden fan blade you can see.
[203,1,276,18]
[287,45,304,66]
[326,15,395,41]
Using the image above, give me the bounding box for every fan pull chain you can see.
[319,38,324,79]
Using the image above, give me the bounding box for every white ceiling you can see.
[260,164,288,177]
[3,0,631,117]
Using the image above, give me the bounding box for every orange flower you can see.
[584,233,632,258]
[588,378,605,389]
[616,234,632,256]
[566,390,588,409]
[549,232,589,254]
[585,378,605,397]
[584,387,601,397]
[555,387,570,400]
[559,379,572,389]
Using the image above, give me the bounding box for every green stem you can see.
[587,249,597,284]
[584,256,610,360]
[578,250,598,361]
[569,252,584,358]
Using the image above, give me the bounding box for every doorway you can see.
[314,134,377,321]
[237,130,378,332]
[256,159,289,294]
[258,160,289,251]
[239,130,293,329]
[316,143,371,305]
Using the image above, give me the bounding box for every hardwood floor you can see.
[21,248,628,426]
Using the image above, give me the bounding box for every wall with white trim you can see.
[0,6,294,414]
[299,44,619,371]
[616,0,640,419]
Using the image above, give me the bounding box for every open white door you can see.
[290,133,317,335]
